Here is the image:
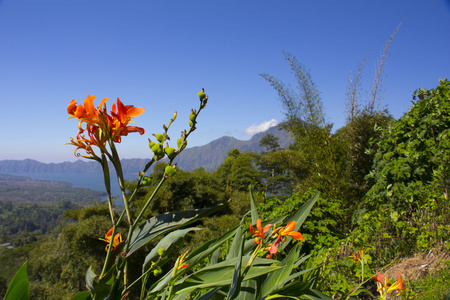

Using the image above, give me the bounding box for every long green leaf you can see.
[264,269,314,297]
[249,186,259,224]
[171,256,277,291]
[4,261,29,300]
[196,288,220,300]
[299,288,332,300]
[279,192,319,251]
[176,265,282,295]
[286,192,319,231]
[226,231,244,300]
[147,225,239,296]
[85,266,116,300]
[129,202,225,255]
[142,227,200,273]
[226,223,243,260]
[235,279,257,300]
[260,244,300,297]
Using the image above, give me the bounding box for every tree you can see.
[259,133,280,153]
[214,148,262,194]
[260,52,341,197]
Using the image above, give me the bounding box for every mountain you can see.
[0,125,292,174]
[174,125,292,171]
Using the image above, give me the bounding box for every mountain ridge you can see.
[0,125,292,173]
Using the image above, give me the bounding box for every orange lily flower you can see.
[276,221,303,243]
[387,272,405,296]
[250,219,271,245]
[66,124,109,158]
[372,272,405,299]
[372,272,389,296]
[68,95,109,128]
[264,235,282,259]
[352,247,365,262]
[110,98,145,142]
[99,227,123,252]
[67,95,145,157]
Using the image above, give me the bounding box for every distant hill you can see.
[0,174,105,205]
[0,125,292,174]
[174,125,292,171]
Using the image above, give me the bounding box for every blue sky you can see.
[0,1,449,163]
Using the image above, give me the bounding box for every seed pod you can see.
[142,176,152,186]
[165,165,177,177]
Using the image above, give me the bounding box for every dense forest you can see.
[1,72,449,297]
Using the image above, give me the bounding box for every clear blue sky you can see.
[1,0,449,163]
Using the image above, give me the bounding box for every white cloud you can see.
[244,119,279,135]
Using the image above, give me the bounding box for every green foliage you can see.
[0,243,40,286]
[27,204,111,296]
[260,52,355,201]
[261,51,327,133]
[214,149,262,193]
[129,164,226,217]
[258,189,344,252]
[256,149,300,199]
[354,79,450,260]
[0,200,80,246]
[143,191,326,300]
[4,261,29,300]
[259,133,280,153]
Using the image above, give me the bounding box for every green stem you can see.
[139,272,150,300]
[241,243,262,280]
[114,175,168,291]
[109,142,133,227]
[100,152,115,224]
[133,176,167,228]
[361,259,364,283]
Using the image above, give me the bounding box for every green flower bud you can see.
[142,176,152,186]
[198,89,206,100]
[151,143,164,159]
[158,247,165,257]
[155,133,164,143]
[153,267,162,276]
[148,140,155,149]
[177,138,184,149]
[189,113,196,122]
[165,165,177,177]
[164,146,177,159]
[189,120,194,128]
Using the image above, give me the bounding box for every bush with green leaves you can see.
[258,189,344,252]
[352,79,450,261]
